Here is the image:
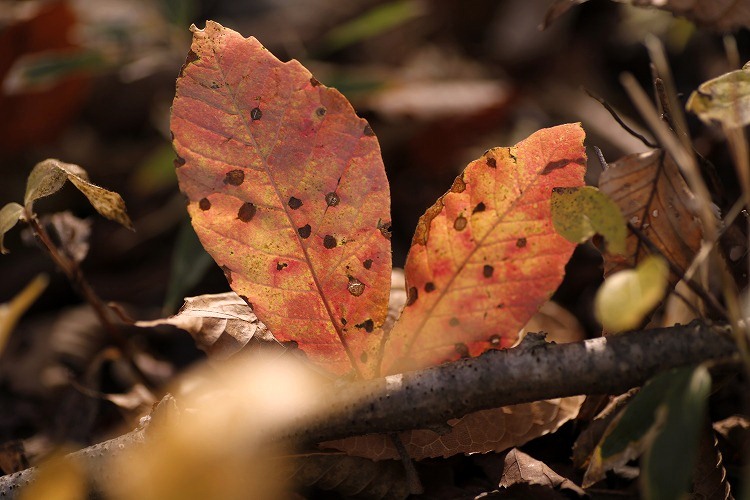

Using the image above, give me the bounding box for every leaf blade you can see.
[171,22,392,377]
[381,124,586,374]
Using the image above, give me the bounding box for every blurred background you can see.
[0,0,747,462]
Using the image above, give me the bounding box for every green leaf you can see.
[24,159,134,230]
[551,185,627,254]
[594,255,668,333]
[686,62,750,129]
[642,366,711,500]
[163,219,215,314]
[324,0,424,51]
[0,203,24,254]
[584,366,711,491]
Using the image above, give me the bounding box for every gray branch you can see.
[0,321,739,497]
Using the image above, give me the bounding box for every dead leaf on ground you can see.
[325,396,584,461]
[135,292,276,361]
[476,448,585,497]
[544,0,750,32]
[599,149,704,286]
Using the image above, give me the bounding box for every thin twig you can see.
[583,88,657,148]
[26,212,154,389]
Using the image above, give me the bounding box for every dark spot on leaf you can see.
[424,282,435,293]
[489,335,501,346]
[224,169,244,186]
[363,259,373,269]
[407,287,418,306]
[174,156,186,168]
[455,342,469,357]
[377,219,392,240]
[239,295,252,308]
[250,107,263,120]
[360,351,368,363]
[221,265,232,284]
[516,237,527,248]
[298,224,312,239]
[473,202,486,214]
[451,175,466,193]
[341,317,347,325]
[316,107,326,117]
[310,77,321,87]
[486,157,497,168]
[542,157,585,175]
[276,262,288,271]
[288,197,303,209]
[283,340,299,349]
[355,319,374,333]
[483,265,494,278]
[348,276,365,296]
[198,198,211,211]
[363,124,375,136]
[454,216,467,231]
[323,235,337,249]
[210,81,220,89]
[325,192,340,207]
[449,317,460,327]
[237,202,257,222]
[497,303,505,308]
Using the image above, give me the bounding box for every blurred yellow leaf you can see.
[18,448,85,500]
[0,274,48,355]
[595,255,668,333]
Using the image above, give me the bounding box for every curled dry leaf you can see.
[136,292,275,361]
[687,62,750,129]
[599,149,704,286]
[172,21,391,378]
[480,448,585,496]
[41,211,91,264]
[0,202,23,254]
[382,124,586,375]
[24,159,133,230]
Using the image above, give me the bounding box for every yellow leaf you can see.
[595,255,668,333]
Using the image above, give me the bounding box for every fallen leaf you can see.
[687,62,750,129]
[136,292,275,361]
[41,211,91,264]
[381,124,586,375]
[24,159,133,230]
[598,150,704,286]
[551,185,627,255]
[325,396,584,461]
[595,255,669,333]
[0,203,24,254]
[489,448,585,496]
[518,300,586,345]
[171,21,391,377]
[626,0,750,32]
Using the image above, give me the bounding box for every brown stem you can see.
[25,211,154,389]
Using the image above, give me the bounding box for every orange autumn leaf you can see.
[381,124,586,375]
[171,21,391,377]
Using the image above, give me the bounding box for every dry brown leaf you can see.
[599,150,703,285]
[135,292,275,361]
[485,448,585,496]
[691,427,733,500]
[41,211,91,264]
[325,396,584,461]
[627,0,750,32]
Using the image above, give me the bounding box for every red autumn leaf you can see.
[171,21,391,377]
[381,124,586,375]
